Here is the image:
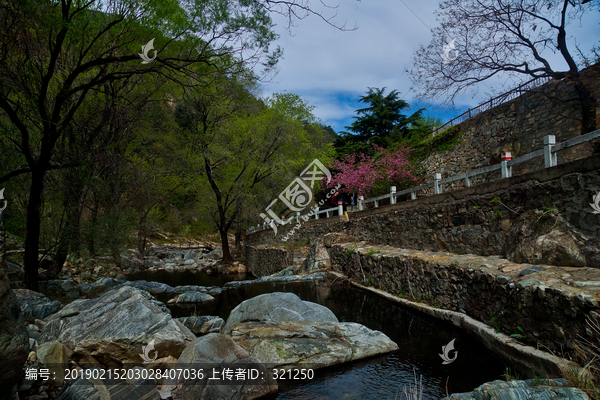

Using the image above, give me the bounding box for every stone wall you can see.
[420,64,600,190]
[246,156,600,268]
[244,245,294,277]
[327,242,600,358]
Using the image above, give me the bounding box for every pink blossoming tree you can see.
[326,145,418,197]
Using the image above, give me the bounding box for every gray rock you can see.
[505,210,587,267]
[168,292,214,304]
[517,279,541,289]
[173,285,208,293]
[223,292,338,334]
[15,289,62,320]
[231,321,399,369]
[178,316,224,336]
[0,259,29,396]
[443,378,590,399]
[161,333,277,399]
[206,248,223,260]
[124,280,174,295]
[39,286,195,366]
[56,368,161,400]
[184,259,196,265]
[519,266,545,276]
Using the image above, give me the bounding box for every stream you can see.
[127,270,508,399]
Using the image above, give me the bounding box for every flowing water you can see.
[127,271,509,399]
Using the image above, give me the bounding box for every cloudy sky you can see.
[260,0,599,133]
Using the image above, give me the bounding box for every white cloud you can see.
[260,0,599,132]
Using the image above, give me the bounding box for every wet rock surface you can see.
[231,320,399,369]
[443,379,591,400]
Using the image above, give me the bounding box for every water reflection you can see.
[164,280,508,399]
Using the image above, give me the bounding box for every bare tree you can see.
[410,0,599,133]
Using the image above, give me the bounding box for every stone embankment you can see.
[247,156,600,269]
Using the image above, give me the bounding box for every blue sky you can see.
[260,0,599,133]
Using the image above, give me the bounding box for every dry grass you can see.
[561,315,600,400]
[397,370,423,400]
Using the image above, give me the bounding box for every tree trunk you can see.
[23,169,45,290]
[86,198,99,257]
[137,225,147,259]
[51,177,84,276]
[571,77,597,134]
[220,229,234,263]
[234,224,242,254]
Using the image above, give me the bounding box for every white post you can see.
[465,176,472,188]
[358,195,364,211]
[296,212,300,223]
[338,201,343,216]
[326,211,330,218]
[501,152,512,178]
[315,207,319,219]
[544,135,557,168]
[411,191,416,200]
[390,186,397,205]
[434,173,442,194]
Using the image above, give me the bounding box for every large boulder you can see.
[14,289,61,320]
[162,333,277,400]
[39,286,195,366]
[230,320,399,369]
[443,378,590,399]
[0,260,29,398]
[222,292,338,334]
[56,367,161,400]
[505,209,595,267]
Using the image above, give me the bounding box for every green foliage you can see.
[473,205,480,210]
[503,368,523,381]
[361,276,373,287]
[490,197,501,203]
[510,326,526,339]
[366,249,380,256]
[408,125,464,164]
[396,288,407,298]
[346,245,357,258]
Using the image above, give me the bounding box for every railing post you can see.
[326,211,330,218]
[434,173,442,194]
[411,191,416,200]
[338,201,343,216]
[390,186,397,205]
[296,212,300,223]
[358,195,364,211]
[465,176,472,188]
[315,207,319,220]
[544,135,557,168]
[501,152,512,178]
[374,199,379,208]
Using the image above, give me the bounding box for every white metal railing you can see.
[247,130,600,234]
